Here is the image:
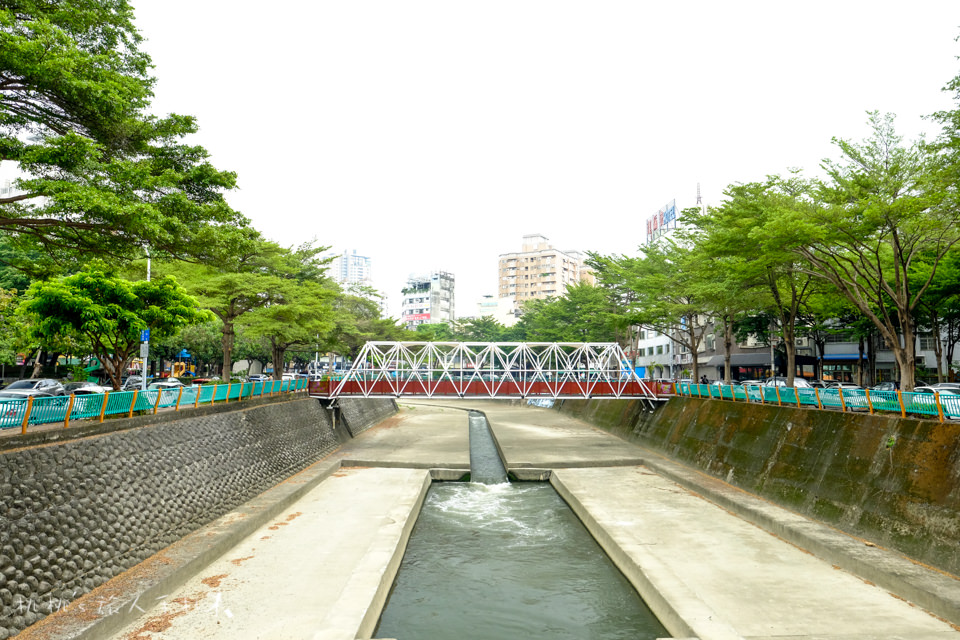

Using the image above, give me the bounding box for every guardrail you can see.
[677,383,959,422]
[0,379,309,434]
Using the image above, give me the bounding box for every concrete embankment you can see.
[1,396,396,639]
[12,398,960,640]
[557,396,960,577]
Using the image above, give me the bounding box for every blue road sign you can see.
[140,329,150,342]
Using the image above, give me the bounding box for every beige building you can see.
[497,234,595,307]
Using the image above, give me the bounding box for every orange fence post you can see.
[935,392,945,423]
[838,388,846,412]
[794,389,801,408]
[175,387,184,411]
[759,386,765,404]
[897,390,906,418]
[775,386,782,406]
[865,389,874,415]
[814,388,822,410]
[99,391,109,423]
[226,383,231,403]
[21,396,33,434]
[129,390,138,418]
[153,389,162,415]
[64,394,75,428]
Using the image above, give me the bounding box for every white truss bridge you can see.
[307,342,665,404]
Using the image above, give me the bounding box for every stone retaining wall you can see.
[0,397,395,638]
[557,397,960,577]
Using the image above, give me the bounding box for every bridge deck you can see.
[307,378,671,399]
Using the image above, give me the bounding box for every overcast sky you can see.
[129,1,960,318]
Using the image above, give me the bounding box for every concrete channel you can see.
[27,400,960,640]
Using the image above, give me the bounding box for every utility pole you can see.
[141,248,150,392]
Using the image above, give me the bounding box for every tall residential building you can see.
[400,271,455,330]
[328,250,373,288]
[497,234,595,307]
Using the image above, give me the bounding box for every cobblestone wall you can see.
[0,398,395,638]
[339,398,398,437]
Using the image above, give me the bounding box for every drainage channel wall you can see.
[0,396,396,639]
[556,396,960,577]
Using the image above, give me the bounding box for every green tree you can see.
[513,282,617,343]
[777,113,955,390]
[0,1,248,271]
[169,237,328,380]
[592,243,711,380]
[19,262,211,389]
[238,279,336,379]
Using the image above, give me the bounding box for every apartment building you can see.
[400,271,455,331]
[497,234,594,307]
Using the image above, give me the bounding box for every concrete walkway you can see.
[97,401,960,640]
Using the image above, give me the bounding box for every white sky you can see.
[129,1,960,318]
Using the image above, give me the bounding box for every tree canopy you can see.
[0,0,248,274]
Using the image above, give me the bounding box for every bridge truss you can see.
[307,342,662,404]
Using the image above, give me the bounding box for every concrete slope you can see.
[106,467,431,640]
[553,466,958,640]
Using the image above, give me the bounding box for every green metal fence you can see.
[677,383,959,422]
[0,379,308,433]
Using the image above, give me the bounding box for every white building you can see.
[401,271,455,330]
[328,250,373,288]
[476,295,519,327]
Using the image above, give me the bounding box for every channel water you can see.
[374,413,668,639]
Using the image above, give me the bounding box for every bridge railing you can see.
[677,383,958,423]
[0,378,308,434]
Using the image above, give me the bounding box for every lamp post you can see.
[141,248,150,392]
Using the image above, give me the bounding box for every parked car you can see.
[0,378,66,398]
[121,376,151,391]
[248,374,271,383]
[762,377,812,388]
[927,382,960,391]
[805,379,828,388]
[281,373,296,381]
[64,381,110,395]
[825,382,862,390]
[147,380,185,391]
[869,381,898,392]
[738,379,764,387]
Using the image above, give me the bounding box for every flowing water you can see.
[375,413,668,639]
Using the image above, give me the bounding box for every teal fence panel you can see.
[904,392,942,418]
[25,395,70,425]
[779,387,798,405]
[818,388,843,410]
[940,393,960,419]
[133,390,157,412]
[868,390,901,413]
[0,399,26,429]
[105,391,136,416]
[744,385,762,402]
[797,388,819,407]
[195,385,215,404]
[227,383,241,401]
[212,384,229,402]
[69,394,105,420]
[178,386,200,406]
[841,389,868,411]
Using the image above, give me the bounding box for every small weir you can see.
[375,412,668,639]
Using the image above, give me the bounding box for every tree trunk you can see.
[930,313,945,383]
[723,314,733,383]
[31,349,44,378]
[857,336,865,386]
[783,322,796,386]
[271,341,285,380]
[895,320,918,391]
[221,321,235,381]
[866,331,877,387]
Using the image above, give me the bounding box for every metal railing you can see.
[0,379,309,434]
[677,383,960,422]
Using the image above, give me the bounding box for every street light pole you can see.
[141,248,150,392]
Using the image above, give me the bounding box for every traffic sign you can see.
[140,329,150,342]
